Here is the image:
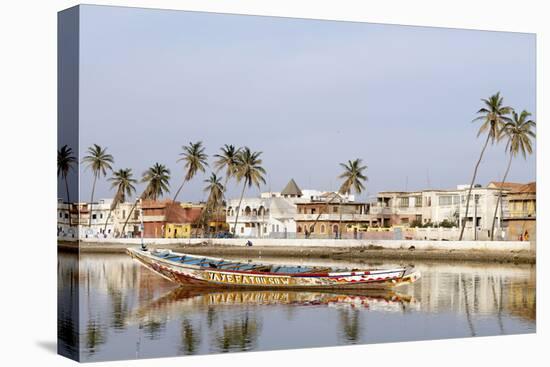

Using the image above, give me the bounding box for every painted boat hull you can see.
[127,248,421,290]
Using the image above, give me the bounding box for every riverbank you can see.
[58,238,536,264]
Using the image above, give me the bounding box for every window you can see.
[59,212,62,218]
[401,218,409,224]
[297,225,302,233]
[333,206,338,213]
[414,197,422,207]
[439,196,453,206]
[92,214,97,220]
[64,213,68,219]
[122,210,126,219]
[311,208,316,214]
[100,214,103,219]
[399,197,409,207]
[276,225,279,232]
[240,227,244,233]
[320,224,325,233]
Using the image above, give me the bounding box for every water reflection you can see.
[57,252,535,362]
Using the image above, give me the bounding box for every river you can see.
[57,252,535,362]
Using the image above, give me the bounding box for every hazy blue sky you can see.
[77,5,536,203]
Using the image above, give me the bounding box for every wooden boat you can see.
[127,247,421,290]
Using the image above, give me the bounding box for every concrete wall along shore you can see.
[77,237,533,252]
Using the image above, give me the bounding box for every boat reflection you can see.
[131,287,419,322]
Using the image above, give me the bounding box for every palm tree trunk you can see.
[64,174,72,227]
[490,154,513,240]
[459,133,491,240]
[232,180,247,236]
[103,205,115,233]
[172,180,186,202]
[339,197,343,239]
[122,200,139,235]
[89,175,97,227]
[64,174,71,204]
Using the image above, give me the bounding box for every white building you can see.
[226,179,354,238]
[57,198,142,239]
[371,183,517,239]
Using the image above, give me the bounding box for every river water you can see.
[57,252,535,362]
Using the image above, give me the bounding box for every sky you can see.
[74,5,536,203]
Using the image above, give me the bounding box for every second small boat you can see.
[127,247,421,290]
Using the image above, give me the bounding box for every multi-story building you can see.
[57,198,143,239]
[370,183,522,238]
[294,200,371,238]
[226,179,356,238]
[503,182,536,241]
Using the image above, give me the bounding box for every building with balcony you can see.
[371,183,523,240]
[503,182,536,241]
[57,198,142,238]
[226,179,356,238]
[295,201,371,238]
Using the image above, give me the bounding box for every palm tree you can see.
[172,141,208,202]
[232,147,266,235]
[202,173,225,235]
[490,110,536,240]
[337,159,368,238]
[122,163,171,235]
[103,168,137,233]
[459,92,512,240]
[83,144,114,227]
[307,159,367,238]
[57,145,77,227]
[214,144,241,191]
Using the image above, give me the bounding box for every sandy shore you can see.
[58,241,535,264]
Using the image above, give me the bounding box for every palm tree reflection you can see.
[214,312,261,353]
[85,319,105,356]
[180,319,201,354]
[339,309,361,344]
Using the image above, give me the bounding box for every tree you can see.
[83,144,114,227]
[231,147,266,235]
[307,159,367,238]
[214,144,241,190]
[103,168,137,234]
[172,141,208,202]
[490,110,536,240]
[122,163,171,235]
[195,173,225,237]
[57,145,77,226]
[459,92,511,240]
[337,159,368,238]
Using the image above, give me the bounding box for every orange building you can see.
[141,200,203,238]
[503,182,536,241]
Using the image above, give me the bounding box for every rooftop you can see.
[510,182,536,194]
[487,182,525,190]
[281,178,303,197]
